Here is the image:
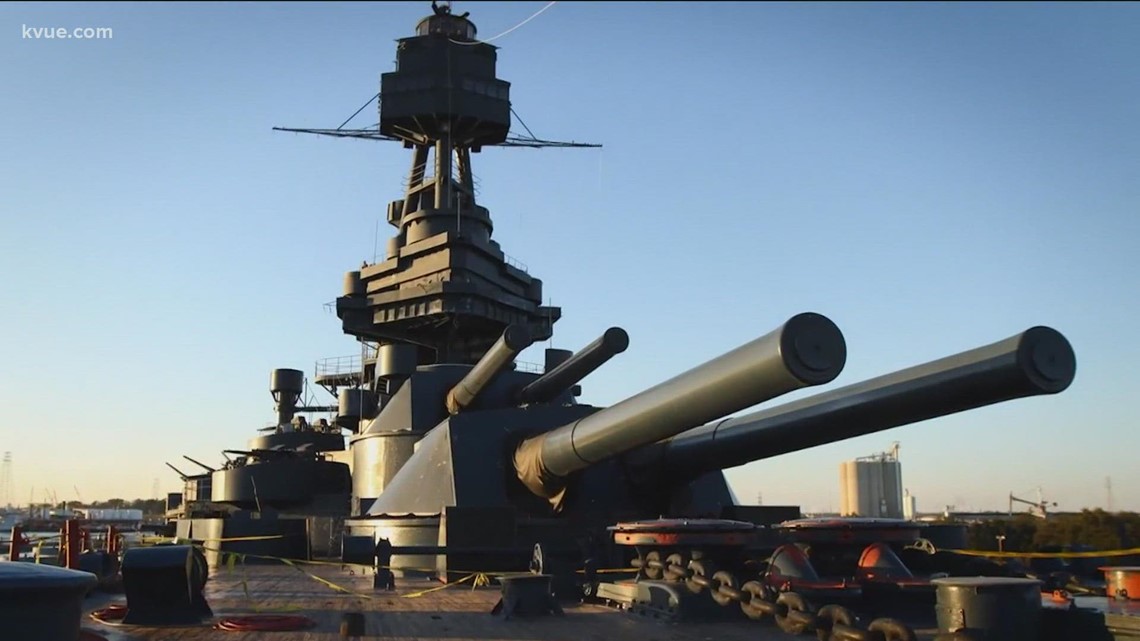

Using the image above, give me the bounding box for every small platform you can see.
[82,564,944,641]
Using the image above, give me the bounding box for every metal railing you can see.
[504,253,529,273]
[315,355,361,379]
[315,344,378,380]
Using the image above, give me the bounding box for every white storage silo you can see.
[838,444,904,519]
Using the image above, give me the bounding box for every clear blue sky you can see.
[1,2,1137,513]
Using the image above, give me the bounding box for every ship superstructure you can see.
[121,6,1094,641]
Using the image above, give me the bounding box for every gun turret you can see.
[445,325,535,414]
[513,312,846,504]
[516,327,629,405]
[632,326,1076,481]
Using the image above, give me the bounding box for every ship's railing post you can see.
[7,525,23,561]
[63,519,81,569]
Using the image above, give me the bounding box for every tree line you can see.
[45,498,168,515]
[966,509,1140,551]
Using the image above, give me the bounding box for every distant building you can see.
[839,443,904,519]
[903,488,917,520]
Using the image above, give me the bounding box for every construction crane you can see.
[1009,487,1056,519]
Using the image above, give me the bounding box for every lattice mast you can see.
[277,3,597,373]
[0,452,12,508]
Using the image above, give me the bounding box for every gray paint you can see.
[378,343,418,378]
[0,563,98,641]
[517,327,629,405]
[645,326,1076,479]
[211,459,351,510]
[270,368,304,426]
[119,545,212,625]
[932,577,1042,640]
[543,348,573,372]
[343,270,364,296]
[360,366,456,435]
[516,312,847,493]
[337,387,379,427]
[247,431,345,452]
[360,393,732,528]
[186,516,310,568]
[350,431,420,501]
[178,3,1085,584]
[353,364,560,508]
[269,368,304,395]
[330,5,560,366]
[367,404,598,516]
[446,325,534,414]
[345,515,443,577]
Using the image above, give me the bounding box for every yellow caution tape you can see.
[943,546,1140,559]
[195,543,525,575]
[215,549,363,606]
[403,572,476,598]
[195,544,629,602]
[199,545,373,571]
[128,536,638,577]
[280,557,369,597]
[140,534,289,545]
[201,535,291,542]
[207,546,380,600]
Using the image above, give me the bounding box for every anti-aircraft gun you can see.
[168,368,352,563]
[197,368,350,514]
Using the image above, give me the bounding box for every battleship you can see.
[3,3,1133,641]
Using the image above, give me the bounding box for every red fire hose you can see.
[89,604,128,624]
[89,602,315,632]
[214,615,317,631]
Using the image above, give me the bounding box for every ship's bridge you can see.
[416,4,476,40]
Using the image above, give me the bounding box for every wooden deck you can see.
[81,564,939,641]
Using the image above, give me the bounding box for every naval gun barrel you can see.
[514,312,847,501]
[165,462,189,481]
[516,327,629,404]
[446,325,535,414]
[639,326,1076,479]
[182,455,216,473]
